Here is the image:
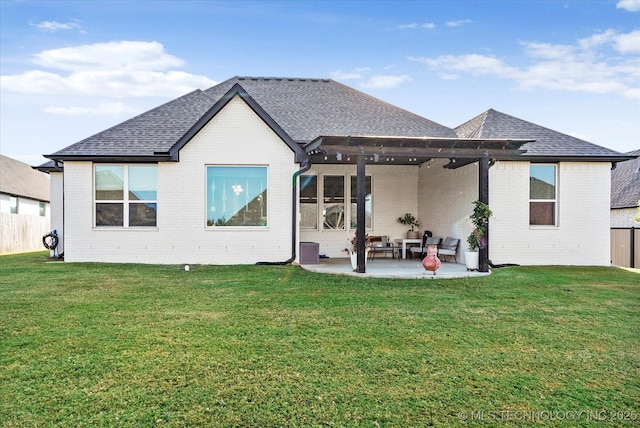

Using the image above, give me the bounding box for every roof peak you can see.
[235,76,331,83]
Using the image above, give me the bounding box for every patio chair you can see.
[368,235,395,259]
[438,237,460,262]
[409,232,441,260]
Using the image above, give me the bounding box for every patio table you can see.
[394,238,422,259]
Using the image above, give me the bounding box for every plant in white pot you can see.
[466,200,492,271]
[397,213,420,239]
[344,232,371,270]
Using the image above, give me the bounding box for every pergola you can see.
[304,136,532,273]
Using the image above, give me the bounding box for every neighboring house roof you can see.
[0,155,50,202]
[611,149,640,209]
[455,108,628,161]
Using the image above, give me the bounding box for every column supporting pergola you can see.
[305,135,531,274]
[478,158,490,273]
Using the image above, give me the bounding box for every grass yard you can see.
[1,252,639,427]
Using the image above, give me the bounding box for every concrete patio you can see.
[299,257,491,279]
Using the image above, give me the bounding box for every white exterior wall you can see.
[49,172,64,255]
[299,164,419,258]
[418,159,477,263]
[611,208,640,227]
[0,194,48,216]
[490,161,611,266]
[63,96,298,264]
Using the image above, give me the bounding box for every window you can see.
[350,175,372,229]
[300,175,318,229]
[323,176,345,229]
[206,166,267,227]
[39,202,45,217]
[10,197,17,214]
[530,164,557,226]
[95,165,157,227]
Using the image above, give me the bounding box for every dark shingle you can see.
[48,76,457,159]
[48,90,216,158]
[455,109,626,158]
[611,149,640,209]
[204,77,456,142]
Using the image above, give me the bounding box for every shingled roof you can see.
[0,155,50,202]
[611,149,640,209]
[203,77,456,142]
[46,89,216,160]
[46,76,455,161]
[455,109,629,161]
[45,78,631,165]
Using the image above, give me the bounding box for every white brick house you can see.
[39,77,633,271]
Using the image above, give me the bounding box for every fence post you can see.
[632,227,636,268]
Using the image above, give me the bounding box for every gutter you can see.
[256,159,312,265]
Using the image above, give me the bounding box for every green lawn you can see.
[1,252,639,427]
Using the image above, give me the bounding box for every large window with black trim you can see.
[206,166,268,227]
[301,174,372,230]
[529,164,557,226]
[95,165,157,227]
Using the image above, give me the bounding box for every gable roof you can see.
[45,76,456,162]
[44,78,631,165]
[611,149,640,209]
[203,77,456,142]
[0,155,50,202]
[46,89,216,161]
[167,83,307,162]
[455,109,629,162]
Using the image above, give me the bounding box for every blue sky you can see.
[1,0,639,165]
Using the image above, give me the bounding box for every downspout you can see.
[256,159,312,265]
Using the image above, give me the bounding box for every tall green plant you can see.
[397,213,419,231]
[467,200,492,251]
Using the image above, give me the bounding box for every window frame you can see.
[529,163,558,227]
[94,164,158,228]
[349,175,372,230]
[300,174,319,230]
[307,173,373,232]
[322,175,346,230]
[9,196,17,214]
[205,165,269,228]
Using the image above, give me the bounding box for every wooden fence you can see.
[611,227,639,268]
[0,213,51,254]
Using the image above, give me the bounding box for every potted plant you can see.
[465,200,492,270]
[344,232,371,270]
[397,213,420,239]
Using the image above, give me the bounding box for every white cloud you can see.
[446,19,472,27]
[330,68,371,80]
[33,41,184,71]
[617,0,640,12]
[410,29,640,99]
[614,29,640,53]
[30,20,82,32]
[0,41,216,98]
[398,22,435,29]
[44,102,138,116]
[360,74,413,89]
